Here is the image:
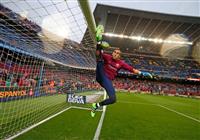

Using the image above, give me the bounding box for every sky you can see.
[89,0,200,17]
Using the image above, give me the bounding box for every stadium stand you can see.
[124,54,200,79]
[0,3,95,68]
[114,78,200,96]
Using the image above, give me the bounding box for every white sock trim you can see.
[97,103,100,108]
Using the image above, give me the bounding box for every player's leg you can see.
[91,60,104,117]
[96,60,104,86]
[91,74,116,111]
[92,68,115,117]
[95,77,116,108]
[96,25,104,42]
[91,25,110,117]
[95,24,104,61]
[91,79,116,117]
[95,25,110,61]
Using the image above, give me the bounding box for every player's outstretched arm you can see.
[133,69,153,78]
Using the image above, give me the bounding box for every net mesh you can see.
[0,0,100,139]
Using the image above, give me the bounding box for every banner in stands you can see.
[0,86,87,102]
[67,94,86,104]
[0,87,32,102]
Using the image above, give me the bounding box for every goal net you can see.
[0,0,102,139]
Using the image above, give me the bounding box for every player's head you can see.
[112,48,121,60]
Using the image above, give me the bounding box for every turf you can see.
[14,109,101,140]
[0,94,70,139]
[100,93,200,140]
[1,92,200,140]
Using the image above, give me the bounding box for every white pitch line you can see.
[93,90,107,140]
[119,100,200,123]
[158,105,200,123]
[93,105,106,140]
[6,106,72,140]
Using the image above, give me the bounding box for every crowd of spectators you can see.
[0,61,101,94]
[1,59,199,97]
[123,54,200,80]
[0,4,41,32]
[113,78,200,96]
[41,68,100,93]
[0,68,38,88]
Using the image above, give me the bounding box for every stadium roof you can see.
[93,4,200,55]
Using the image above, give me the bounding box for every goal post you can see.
[78,0,97,42]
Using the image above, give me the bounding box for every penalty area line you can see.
[118,100,200,123]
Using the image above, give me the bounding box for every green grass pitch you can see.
[1,92,200,140]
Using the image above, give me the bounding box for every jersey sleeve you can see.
[121,61,134,72]
[102,53,112,61]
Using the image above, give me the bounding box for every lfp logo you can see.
[67,94,86,104]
